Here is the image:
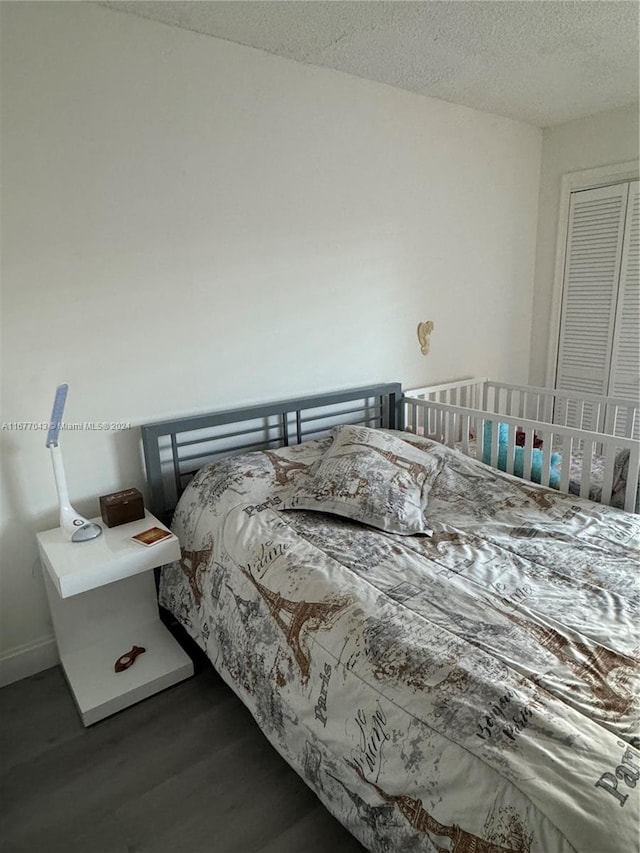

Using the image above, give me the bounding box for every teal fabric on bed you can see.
[482,422,561,489]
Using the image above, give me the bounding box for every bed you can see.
[141,384,639,853]
[404,378,640,513]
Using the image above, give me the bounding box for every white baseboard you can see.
[0,635,60,688]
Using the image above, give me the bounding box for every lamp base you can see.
[71,522,103,543]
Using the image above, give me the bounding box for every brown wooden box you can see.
[99,488,145,528]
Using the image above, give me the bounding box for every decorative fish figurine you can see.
[114,645,146,673]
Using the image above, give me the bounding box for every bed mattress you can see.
[159,432,639,853]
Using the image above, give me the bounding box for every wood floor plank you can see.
[118,748,320,853]
[259,806,366,853]
[0,666,80,771]
[0,665,365,853]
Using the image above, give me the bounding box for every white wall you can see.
[529,104,640,386]
[0,1,541,681]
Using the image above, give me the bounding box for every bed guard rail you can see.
[407,378,639,439]
[403,396,640,513]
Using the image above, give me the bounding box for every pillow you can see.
[279,425,441,534]
[482,422,561,489]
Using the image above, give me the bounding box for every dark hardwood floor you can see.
[0,663,366,853]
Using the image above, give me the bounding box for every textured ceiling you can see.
[98,1,639,127]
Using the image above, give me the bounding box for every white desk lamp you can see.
[46,384,102,542]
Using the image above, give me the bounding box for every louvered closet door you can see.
[556,183,629,426]
[609,181,640,436]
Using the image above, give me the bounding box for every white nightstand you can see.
[37,510,194,726]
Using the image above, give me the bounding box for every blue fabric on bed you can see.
[482,422,561,489]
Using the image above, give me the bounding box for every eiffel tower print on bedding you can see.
[159,428,639,853]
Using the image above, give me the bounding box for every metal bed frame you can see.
[141,383,402,524]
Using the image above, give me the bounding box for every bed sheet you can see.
[159,433,639,853]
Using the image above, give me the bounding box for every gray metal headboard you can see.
[141,382,402,525]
